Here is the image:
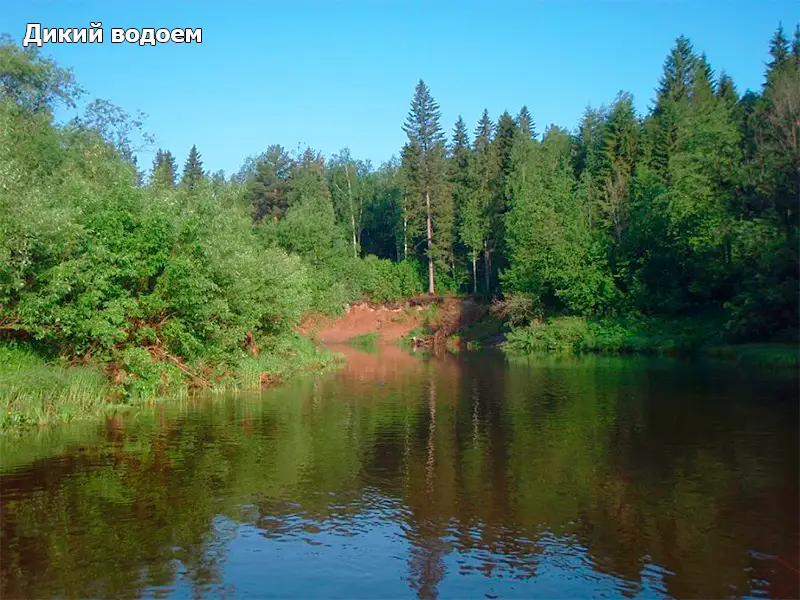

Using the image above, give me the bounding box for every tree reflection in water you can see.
[1,348,797,599]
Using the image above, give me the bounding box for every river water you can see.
[1,346,798,599]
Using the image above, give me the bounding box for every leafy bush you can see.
[357,255,424,303]
[489,293,543,327]
[502,313,731,356]
[504,317,592,353]
[0,100,314,359]
[0,94,337,414]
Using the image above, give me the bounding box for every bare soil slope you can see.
[299,303,424,345]
[299,297,494,348]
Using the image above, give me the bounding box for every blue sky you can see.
[3,1,797,176]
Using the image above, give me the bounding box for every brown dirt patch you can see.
[259,372,283,388]
[298,296,490,348]
[306,303,425,345]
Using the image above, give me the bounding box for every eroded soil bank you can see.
[298,296,502,349]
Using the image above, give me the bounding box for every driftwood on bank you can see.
[410,336,432,348]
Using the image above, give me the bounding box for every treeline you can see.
[179,25,796,343]
[0,24,798,390]
[395,26,798,343]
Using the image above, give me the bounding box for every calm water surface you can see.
[1,347,798,599]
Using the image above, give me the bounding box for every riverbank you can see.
[502,315,799,367]
[0,297,482,431]
[309,298,798,369]
[3,299,797,432]
[302,296,504,352]
[0,336,341,431]
[308,299,797,368]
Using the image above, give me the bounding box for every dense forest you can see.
[0,25,798,414]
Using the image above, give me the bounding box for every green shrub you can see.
[489,293,543,327]
[504,316,592,353]
[356,255,423,303]
[503,313,734,356]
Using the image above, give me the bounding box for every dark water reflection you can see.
[1,347,798,599]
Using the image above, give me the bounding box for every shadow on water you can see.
[1,348,798,599]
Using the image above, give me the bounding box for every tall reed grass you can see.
[0,346,113,428]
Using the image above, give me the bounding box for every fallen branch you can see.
[144,345,209,386]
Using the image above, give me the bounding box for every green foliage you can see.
[151,149,177,189]
[357,256,424,303]
[0,47,343,420]
[401,79,452,294]
[0,135,312,363]
[460,109,498,294]
[504,315,798,368]
[69,98,154,168]
[505,317,596,353]
[502,127,617,315]
[0,345,112,429]
[180,144,204,190]
[242,144,293,221]
[360,160,404,260]
[502,26,798,347]
[328,148,370,258]
[503,315,728,356]
[348,332,379,352]
[489,293,543,327]
[115,346,184,401]
[0,34,82,113]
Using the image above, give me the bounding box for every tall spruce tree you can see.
[247,144,293,222]
[657,35,696,106]
[451,116,471,174]
[649,36,698,180]
[599,92,639,257]
[181,144,204,190]
[461,110,495,293]
[450,116,472,290]
[474,110,493,153]
[493,111,518,181]
[692,53,716,105]
[717,72,738,105]
[401,79,450,294]
[484,111,518,293]
[766,23,790,77]
[516,105,536,140]
[151,149,177,189]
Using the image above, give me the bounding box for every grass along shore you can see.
[0,336,342,432]
[501,315,798,367]
[3,308,796,432]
